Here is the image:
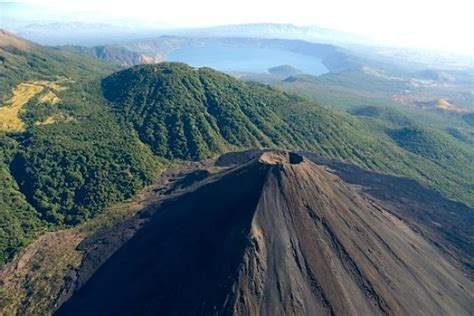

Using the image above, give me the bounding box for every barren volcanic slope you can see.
[56,151,473,315]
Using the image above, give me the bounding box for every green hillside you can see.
[0,135,45,264]
[104,63,473,206]
[348,105,474,202]
[103,63,400,163]
[0,30,117,103]
[388,127,470,162]
[0,30,159,264]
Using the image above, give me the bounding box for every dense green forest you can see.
[11,82,159,225]
[0,32,159,264]
[104,63,473,206]
[0,31,472,266]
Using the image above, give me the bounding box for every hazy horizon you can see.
[1,0,473,55]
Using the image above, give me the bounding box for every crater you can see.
[259,151,304,165]
[289,152,303,164]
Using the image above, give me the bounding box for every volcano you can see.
[56,151,473,315]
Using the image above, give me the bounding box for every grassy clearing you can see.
[38,91,60,105]
[34,113,75,126]
[0,83,44,132]
[34,116,57,126]
[0,80,67,132]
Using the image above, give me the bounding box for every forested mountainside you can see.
[0,30,472,268]
[0,30,158,265]
[0,29,117,102]
[103,63,473,204]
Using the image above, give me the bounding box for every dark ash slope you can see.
[57,151,474,316]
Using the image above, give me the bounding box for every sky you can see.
[1,0,474,54]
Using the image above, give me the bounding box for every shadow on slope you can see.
[56,161,270,315]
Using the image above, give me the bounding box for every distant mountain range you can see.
[3,22,371,47]
[175,23,373,45]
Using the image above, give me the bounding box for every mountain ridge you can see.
[102,62,474,206]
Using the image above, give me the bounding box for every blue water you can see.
[167,46,328,76]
